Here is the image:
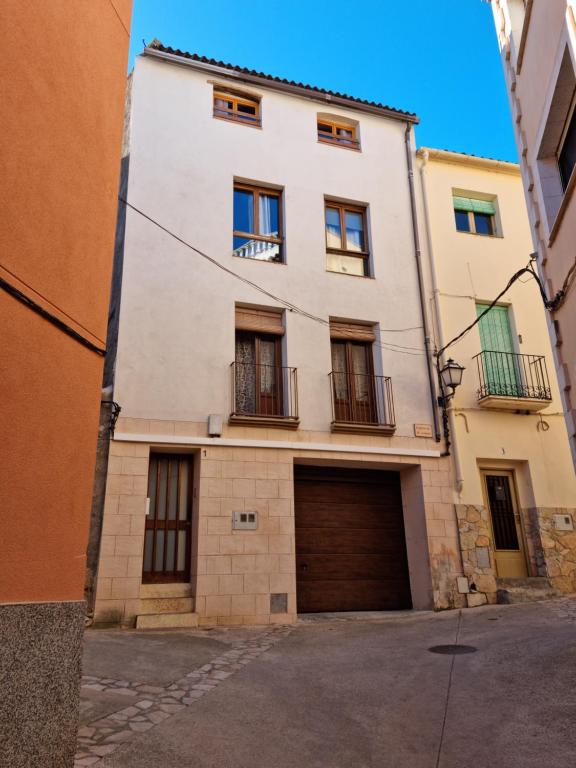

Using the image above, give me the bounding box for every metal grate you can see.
[486,475,519,550]
[474,350,552,401]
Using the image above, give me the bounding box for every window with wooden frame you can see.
[213,87,261,127]
[325,201,369,276]
[330,324,377,424]
[233,183,283,262]
[317,118,360,150]
[453,196,497,236]
[234,307,285,418]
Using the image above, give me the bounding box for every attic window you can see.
[213,87,261,127]
[317,117,360,150]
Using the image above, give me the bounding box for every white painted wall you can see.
[115,54,432,434]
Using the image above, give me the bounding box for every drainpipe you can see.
[403,124,441,443]
[419,149,464,494]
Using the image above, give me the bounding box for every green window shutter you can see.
[476,304,514,353]
[453,196,474,212]
[453,196,496,215]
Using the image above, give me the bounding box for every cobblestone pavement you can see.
[75,625,293,766]
[546,596,576,621]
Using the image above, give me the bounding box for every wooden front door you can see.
[295,466,412,612]
[482,470,527,578]
[235,332,283,417]
[143,454,193,583]
[330,340,377,424]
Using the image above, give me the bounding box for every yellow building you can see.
[419,148,576,606]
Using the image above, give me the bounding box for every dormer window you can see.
[317,116,360,150]
[213,87,261,127]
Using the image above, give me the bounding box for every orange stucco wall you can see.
[0,1,132,602]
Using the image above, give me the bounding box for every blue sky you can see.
[128,0,516,161]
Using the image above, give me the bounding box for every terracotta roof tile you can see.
[146,40,418,122]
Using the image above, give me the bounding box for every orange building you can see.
[0,1,132,764]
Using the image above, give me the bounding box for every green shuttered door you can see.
[476,304,521,396]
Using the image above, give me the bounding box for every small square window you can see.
[453,195,497,236]
[317,117,360,150]
[214,88,261,127]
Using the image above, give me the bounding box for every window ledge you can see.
[232,255,286,265]
[317,139,361,153]
[229,415,300,430]
[477,395,552,413]
[213,115,262,130]
[455,230,503,239]
[326,269,374,280]
[331,422,396,436]
[515,0,533,75]
[548,165,576,246]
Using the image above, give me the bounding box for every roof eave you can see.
[142,46,419,125]
[417,147,520,174]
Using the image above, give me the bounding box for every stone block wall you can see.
[525,507,576,593]
[195,444,296,627]
[455,504,498,607]
[93,421,464,625]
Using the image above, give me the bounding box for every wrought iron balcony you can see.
[474,351,552,411]
[230,362,299,428]
[329,371,396,434]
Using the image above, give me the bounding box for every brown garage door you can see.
[295,466,412,612]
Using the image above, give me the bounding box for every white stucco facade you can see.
[94,46,465,628]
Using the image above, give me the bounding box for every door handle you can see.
[300,563,308,572]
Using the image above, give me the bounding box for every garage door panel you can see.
[295,482,402,506]
[297,580,412,613]
[297,554,402,580]
[295,466,412,613]
[295,501,403,529]
[296,527,406,555]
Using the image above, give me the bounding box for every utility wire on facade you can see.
[120,199,576,364]
[437,255,576,360]
[0,275,106,357]
[120,198,427,357]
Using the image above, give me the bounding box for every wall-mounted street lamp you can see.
[438,358,465,406]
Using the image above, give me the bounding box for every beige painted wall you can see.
[418,149,576,511]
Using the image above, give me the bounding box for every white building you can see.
[94,42,465,628]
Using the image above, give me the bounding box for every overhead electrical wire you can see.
[120,198,428,357]
[437,256,575,360]
[0,275,106,357]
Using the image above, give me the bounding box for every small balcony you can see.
[474,351,552,412]
[230,362,299,428]
[329,372,396,435]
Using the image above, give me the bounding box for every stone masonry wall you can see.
[455,504,498,607]
[525,507,576,594]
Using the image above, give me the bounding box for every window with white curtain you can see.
[233,183,283,262]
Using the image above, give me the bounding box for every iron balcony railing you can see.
[230,362,298,420]
[329,371,395,427]
[474,350,552,401]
